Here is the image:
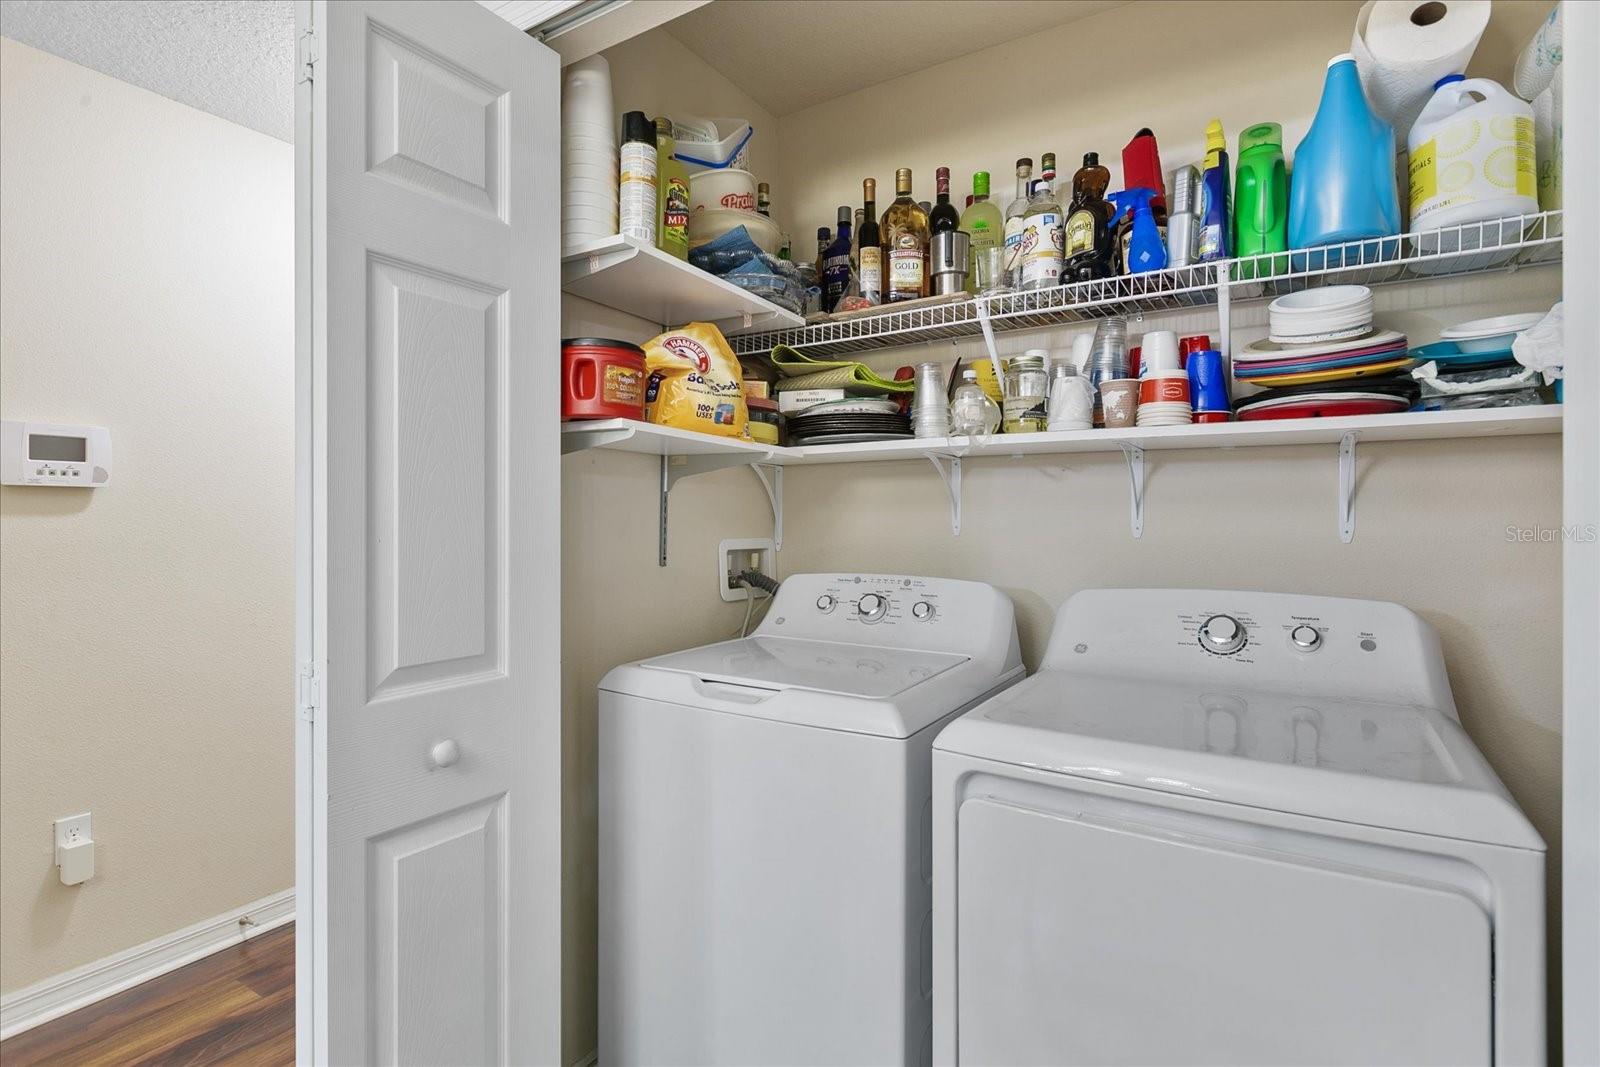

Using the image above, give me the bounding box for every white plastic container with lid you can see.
[669,116,754,174]
[1407,75,1537,252]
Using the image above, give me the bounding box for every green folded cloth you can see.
[769,345,915,393]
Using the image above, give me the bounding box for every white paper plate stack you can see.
[1136,400,1192,427]
[1268,285,1374,345]
[562,55,617,255]
[1439,312,1545,354]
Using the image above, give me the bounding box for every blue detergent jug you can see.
[1289,54,1401,263]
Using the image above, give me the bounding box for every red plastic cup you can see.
[1178,334,1211,369]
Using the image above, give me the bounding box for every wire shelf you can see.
[730,210,1564,358]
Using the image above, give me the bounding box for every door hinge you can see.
[298,28,319,84]
[297,662,319,723]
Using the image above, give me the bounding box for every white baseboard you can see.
[0,888,294,1040]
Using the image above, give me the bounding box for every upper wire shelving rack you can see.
[729,210,1564,358]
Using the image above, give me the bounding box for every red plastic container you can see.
[563,338,647,421]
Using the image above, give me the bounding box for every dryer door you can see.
[956,797,1491,1066]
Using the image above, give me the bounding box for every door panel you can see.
[957,797,1491,1066]
[297,1,559,1063]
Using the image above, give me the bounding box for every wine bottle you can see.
[930,167,960,235]
[858,178,882,305]
[881,168,930,303]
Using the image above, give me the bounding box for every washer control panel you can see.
[1043,589,1451,709]
[758,574,1017,658]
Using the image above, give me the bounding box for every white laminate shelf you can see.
[561,234,805,335]
[563,406,1563,464]
[564,406,1562,552]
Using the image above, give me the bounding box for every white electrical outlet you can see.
[718,538,776,602]
[55,812,94,886]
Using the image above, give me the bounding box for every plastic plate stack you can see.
[784,398,911,446]
[1233,286,1419,420]
[1410,312,1548,411]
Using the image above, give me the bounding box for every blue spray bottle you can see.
[1106,188,1168,274]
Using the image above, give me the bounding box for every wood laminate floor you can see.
[1,922,295,1066]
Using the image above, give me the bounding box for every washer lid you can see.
[641,636,968,699]
[936,671,1543,849]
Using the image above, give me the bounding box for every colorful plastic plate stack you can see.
[1234,377,1421,421]
[1234,328,1410,387]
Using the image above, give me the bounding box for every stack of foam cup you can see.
[913,361,950,439]
[1136,331,1193,427]
[562,55,618,254]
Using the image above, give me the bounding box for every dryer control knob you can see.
[816,594,836,613]
[1199,614,1247,654]
[912,601,935,620]
[1290,624,1322,651]
[857,593,888,621]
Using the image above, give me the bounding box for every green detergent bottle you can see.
[1233,122,1288,279]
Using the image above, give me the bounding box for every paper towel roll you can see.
[1513,4,1562,100]
[1352,0,1490,136]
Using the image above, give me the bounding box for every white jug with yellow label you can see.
[1407,75,1538,245]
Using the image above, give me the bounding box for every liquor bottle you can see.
[1001,157,1033,289]
[858,178,882,305]
[960,170,1004,294]
[823,207,854,312]
[815,226,831,281]
[1063,152,1116,283]
[757,182,771,217]
[653,117,690,260]
[1020,154,1064,290]
[881,168,931,302]
[930,167,961,235]
[852,207,866,269]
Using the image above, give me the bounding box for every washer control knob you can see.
[815,594,836,613]
[1290,624,1322,651]
[1199,614,1247,654]
[857,593,888,621]
[912,601,935,620]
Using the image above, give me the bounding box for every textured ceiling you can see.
[0,0,294,141]
[665,0,1129,117]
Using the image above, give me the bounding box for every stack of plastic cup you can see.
[913,361,950,439]
[1087,318,1128,425]
[562,55,618,254]
[1187,350,1231,423]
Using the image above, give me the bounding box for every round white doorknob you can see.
[430,739,460,769]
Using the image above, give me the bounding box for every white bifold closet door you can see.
[294,1,561,1063]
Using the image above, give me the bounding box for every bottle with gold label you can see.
[858,178,883,304]
[880,168,930,302]
[1063,151,1115,283]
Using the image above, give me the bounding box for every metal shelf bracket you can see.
[1118,443,1145,538]
[1338,432,1358,544]
[658,455,783,567]
[750,462,783,553]
[926,453,962,535]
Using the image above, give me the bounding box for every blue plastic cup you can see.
[1187,350,1230,412]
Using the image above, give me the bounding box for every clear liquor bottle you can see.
[1020,153,1064,290]
[1001,157,1034,289]
[960,171,1004,294]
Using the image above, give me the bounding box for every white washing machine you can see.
[599,573,1022,1066]
[933,589,1545,1067]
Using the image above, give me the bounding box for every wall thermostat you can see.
[1,421,112,487]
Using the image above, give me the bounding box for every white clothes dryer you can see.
[933,588,1544,1066]
[601,573,1023,1066]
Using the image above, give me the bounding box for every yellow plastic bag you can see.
[643,322,749,438]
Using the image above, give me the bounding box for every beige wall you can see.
[559,30,780,1060]
[570,1,1566,1058]
[0,39,294,994]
